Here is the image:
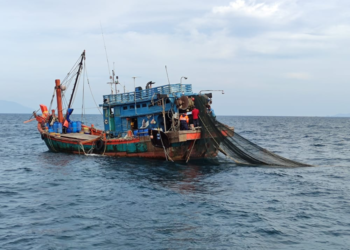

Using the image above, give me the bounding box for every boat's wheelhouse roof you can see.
[101,83,193,106]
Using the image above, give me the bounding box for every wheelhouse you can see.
[100,83,194,137]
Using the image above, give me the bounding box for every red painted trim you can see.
[186,132,201,140]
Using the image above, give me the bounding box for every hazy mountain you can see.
[329,113,350,117]
[0,100,34,114]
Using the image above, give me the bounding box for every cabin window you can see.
[130,105,135,109]
[136,104,140,108]
[142,103,147,108]
[123,106,127,110]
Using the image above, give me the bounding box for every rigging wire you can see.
[64,67,79,91]
[68,55,85,111]
[62,68,78,101]
[70,76,80,109]
[52,50,102,118]
[81,63,86,123]
[100,22,111,78]
[48,88,56,112]
[62,95,69,115]
[61,56,81,85]
[84,62,103,115]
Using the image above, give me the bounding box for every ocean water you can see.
[1,114,350,249]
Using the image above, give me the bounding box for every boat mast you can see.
[67,50,85,111]
[55,79,64,123]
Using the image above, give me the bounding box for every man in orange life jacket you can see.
[180,113,189,130]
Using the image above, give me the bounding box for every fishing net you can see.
[194,95,310,167]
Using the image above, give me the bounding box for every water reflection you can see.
[97,156,234,195]
[37,151,87,175]
[40,152,76,167]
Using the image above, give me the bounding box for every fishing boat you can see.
[29,50,310,167]
[30,51,223,162]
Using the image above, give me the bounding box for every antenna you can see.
[112,69,117,94]
[116,75,120,94]
[106,79,114,94]
[165,65,171,86]
[132,76,140,114]
[100,22,111,79]
[113,62,117,94]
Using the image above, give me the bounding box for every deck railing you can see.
[103,83,192,104]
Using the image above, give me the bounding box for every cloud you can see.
[212,0,280,18]
[286,73,311,80]
[0,0,350,116]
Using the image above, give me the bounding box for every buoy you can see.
[127,130,133,137]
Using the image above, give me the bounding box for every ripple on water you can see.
[1,115,350,249]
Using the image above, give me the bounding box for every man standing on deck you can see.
[207,105,216,119]
[180,113,189,130]
[192,106,199,127]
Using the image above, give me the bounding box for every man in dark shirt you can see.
[207,106,216,119]
[192,106,199,127]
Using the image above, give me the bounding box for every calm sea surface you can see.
[1,114,350,249]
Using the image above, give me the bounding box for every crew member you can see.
[207,105,216,119]
[192,106,199,127]
[180,113,189,130]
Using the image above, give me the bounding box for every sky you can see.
[0,0,350,116]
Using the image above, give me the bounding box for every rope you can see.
[186,138,197,163]
[78,138,100,156]
[158,130,173,162]
[78,142,89,155]
[102,137,107,156]
[78,142,84,155]
[46,134,58,152]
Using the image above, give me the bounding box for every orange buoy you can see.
[127,130,133,137]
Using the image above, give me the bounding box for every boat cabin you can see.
[100,83,194,137]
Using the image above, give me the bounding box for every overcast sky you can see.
[1,0,349,116]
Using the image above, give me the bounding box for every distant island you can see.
[330,113,350,117]
[0,100,34,114]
